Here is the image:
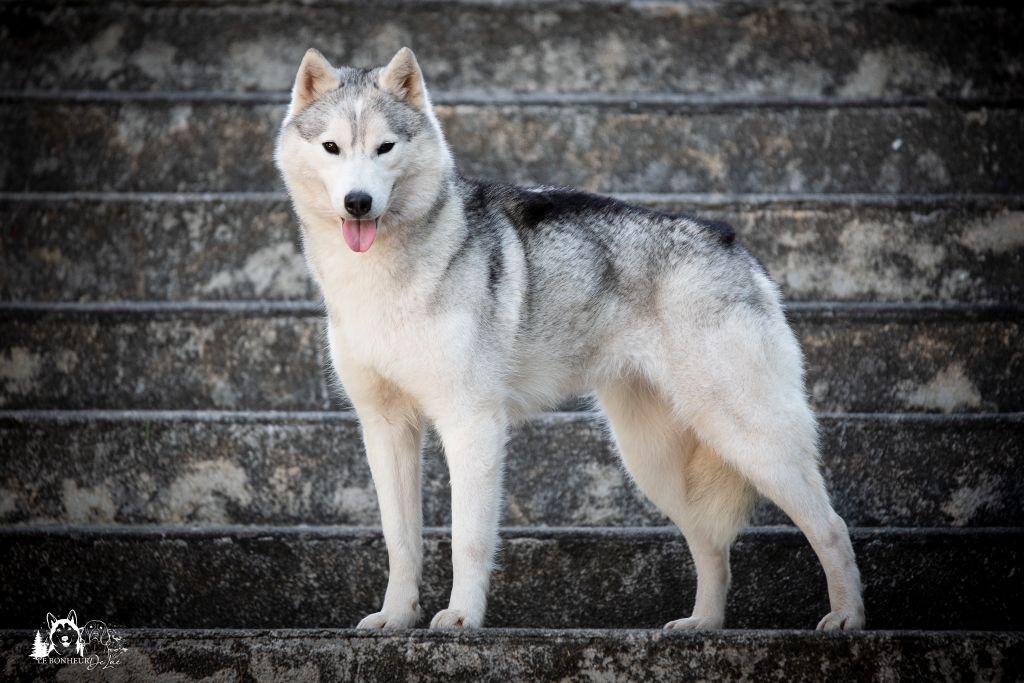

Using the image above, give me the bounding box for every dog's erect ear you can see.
[287,48,340,121]
[46,613,57,630]
[67,609,77,626]
[379,47,427,111]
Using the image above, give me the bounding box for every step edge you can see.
[0,524,1020,539]
[5,89,1024,110]
[1,408,1021,424]
[1,626,1020,640]
[2,300,1021,320]
[3,190,1023,208]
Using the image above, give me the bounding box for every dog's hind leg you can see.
[692,403,865,630]
[597,376,755,629]
[678,317,866,631]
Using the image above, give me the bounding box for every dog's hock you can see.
[380,47,428,111]
[286,47,340,122]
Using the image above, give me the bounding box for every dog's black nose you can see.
[344,191,373,218]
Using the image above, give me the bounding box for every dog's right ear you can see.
[286,48,340,123]
[46,613,57,630]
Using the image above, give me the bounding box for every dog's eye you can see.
[322,141,339,155]
[377,142,395,155]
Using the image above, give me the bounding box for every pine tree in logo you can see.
[30,630,49,660]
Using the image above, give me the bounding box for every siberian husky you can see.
[274,47,865,631]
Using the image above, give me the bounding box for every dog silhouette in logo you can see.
[81,619,127,668]
[81,620,109,657]
[46,610,83,656]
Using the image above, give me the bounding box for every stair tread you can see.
[2,410,1021,528]
[2,195,1022,305]
[2,303,1019,412]
[2,628,1021,682]
[2,0,1020,99]
[2,526,1021,631]
[2,100,1021,194]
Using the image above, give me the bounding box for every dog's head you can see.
[275,47,452,253]
[46,610,81,655]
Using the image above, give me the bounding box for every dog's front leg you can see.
[354,408,425,629]
[430,408,507,628]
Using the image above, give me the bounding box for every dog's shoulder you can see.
[457,176,739,251]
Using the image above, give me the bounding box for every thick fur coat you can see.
[274,47,865,631]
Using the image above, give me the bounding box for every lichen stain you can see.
[782,217,949,300]
[942,473,1001,526]
[201,241,308,298]
[0,486,17,518]
[160,460,254,524]
[958,211,1024,256]
[268,465,315,518]
[578,461,627,524]
[898,364,983,413]
[335,486,379,524]
[839,49,952,97]
[62,479,116,523]
[0,347,42,404]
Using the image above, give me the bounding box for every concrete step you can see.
[2,193,1021,305]
[1,526,1021,630]
[2,97,1021,194]
[1,629,1020,683]
[2,1,1020,99]
[1,411,1019,529]
[1,302,1019,413]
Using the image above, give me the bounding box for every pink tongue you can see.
[342,219,377,253]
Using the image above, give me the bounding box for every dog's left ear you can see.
[67,609,77,625]
[380,47,428,111]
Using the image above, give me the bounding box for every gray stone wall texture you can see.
[0,0,1022,680]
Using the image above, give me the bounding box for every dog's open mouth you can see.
[342,218,378,253]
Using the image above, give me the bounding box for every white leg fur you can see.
[430,407,507,629]
[598,377,754,630]
[342,369,425,630]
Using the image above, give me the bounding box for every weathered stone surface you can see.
[0,304,1019,412]
[0,304,333,411]
[2,1,1021,98]
[2,100,1021,193]
[0,196,310,302]
[3,196,1021,304]
[1,412,1020,528]
[1,629,1020,683]
[1,526,1021,630]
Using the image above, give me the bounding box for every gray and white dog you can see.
[275,47,865,631]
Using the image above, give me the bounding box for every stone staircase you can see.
[1,1,1022,680]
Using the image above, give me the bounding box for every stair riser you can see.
[3,199,1021,304]
[1,310,1019,412]
[1,528,1020,630]
[2,630,1020,683]
[3,3,1021,98]
[1,414,1020,528]
[2,102,1021,193]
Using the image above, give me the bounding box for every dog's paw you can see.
[663,616,724,631]
[429,608,479,629]
[816,609,865,632]
[356,609,418,630]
